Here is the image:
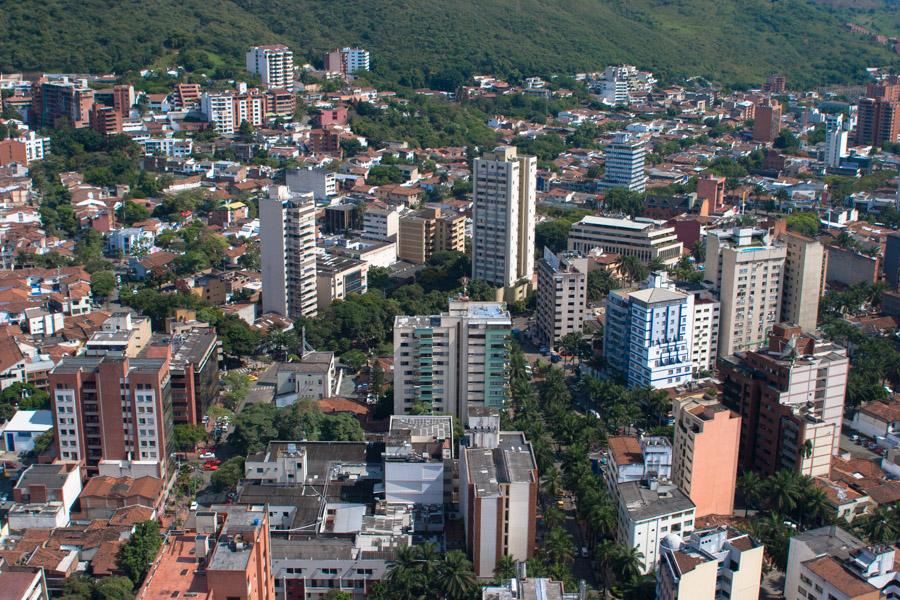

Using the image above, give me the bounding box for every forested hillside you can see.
[0,0,897,88]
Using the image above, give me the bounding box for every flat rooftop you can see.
[577,215,653,230]
[466,433,537,497]
[135,534,211,600]
[51,355,166,375]
[618,481,694,522]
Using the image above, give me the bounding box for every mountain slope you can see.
[0,0,897,87]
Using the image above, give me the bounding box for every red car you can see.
[202,463,219,471]
[205,458,222,466]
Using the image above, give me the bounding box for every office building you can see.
[604,436,696,574]
[856,76,900,147]
[657,527,764,600]
[261,186,318,319]
[460,410,537,579]
[286,166,336,202]
[704,227,786,356]
[535,249,588,350]
[246,44,294,91]
[567,216,683,267]
[393,301,510,422]
[719,324,849,477]
[824,113,851,169]
[316,254,368,310]
[49,353,173,477]
[672,398,741,518]
[780,231,827,332]
[785,526,899,600]
[323,203,361,234]
[605,273,694,389]
[398,206,465,265]
[753,101,782,143]
[472,146,537,290]
[33,78,94,129]
[600,132,648,193]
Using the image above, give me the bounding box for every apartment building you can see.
[200,89,268,135]
[89,104,122,135]
[786,526,898,600]
[753,101,783,143]
[604,436,696,574]
[459,410,537,579]
[856,76,900,147]
[719,324,849,477]
[50,353,173,476]
[824,113,851,169]
[261,186,318,319]
[384,415,453,506]
[535,249,588,349]
[286,166,337,202]
[246,44,295,91]
[704,227,786,357]
[362,203,400,241]
[672,398,741,518]
[696,175,725,213]
[567,216,682,266]
[599,132,648,193]
[324,47,371,75]
[678,285,720,374]
[779,231,827,333]
[393,301,510,422]
[34,77,95,129]
[472,146,536,291]
[397,206,465,265]
[605,273,694,389]
[84,312,152,358]
[657,527,764,600]
[316,254,368,311]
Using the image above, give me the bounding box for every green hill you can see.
[1,0,897,88]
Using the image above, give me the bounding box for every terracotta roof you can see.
[728,535,755,552]
[0,329,24,372]
[139,251,177,269]
[813,477,864,506]
[317,397,370,416]
[858,399,900,423]
[80,475,163,501]
[90,539,125,576]
[608,436,643,467]
[866,480,900,506]
[109,505,155,526]
[804,556,877,598]
[671,550,705,574]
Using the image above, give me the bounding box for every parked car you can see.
[202,463,218,471]
[204,459,222,466]
[189,501,198,511]
[580,547,589,558]
[199,452,216,460]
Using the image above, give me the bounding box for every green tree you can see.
[117,520,162,586]
[90,270,117,300]
[435,551,478,600]
[737,471,764,517]
[92,577,135,600]
[120,200,150,226]
[210,456,245,491]
[341,349,368,371]
[320,414,365,441]
[172,423,208,451]
[493,554,518,582]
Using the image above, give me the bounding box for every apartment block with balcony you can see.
[246,44,295,91]
[535,249,588,350]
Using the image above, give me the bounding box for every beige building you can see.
[316,253,368,311]
[84,312,152,358]
[567,216,682,266]
[472,146,536,289]
[535,248,588,350]
[657,527,764,600]
[397,206,465,265]
[672,398,741,518]
[704,227,786,357]
[780,231,827,333]
[681,288,720,374]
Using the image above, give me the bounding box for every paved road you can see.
[839,431,883,461]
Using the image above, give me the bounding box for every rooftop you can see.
[2,409,52,432]
[465,432,537,497]
[577,215,653,230]
[805,556,878,598]
[135,534,211,600]
[608,436,644,467]
[618,480,694,522]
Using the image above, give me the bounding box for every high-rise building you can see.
[604,436,695,575]
[764,74,786,94]
[472,146,536,290]
[605,272,694,389]
[600,133,648,193]
[672,398,741,518]
[261,186,318,319]
[884,232,900,289]
[753,101,783,143]
[89,104,122,135]
[459,409,537,579]
[704,227,786,356]
[49,352,173,477]
[780,231,827,332]
[200,89,268,135]
[719,324,848,477]
[363,203,400,241]
[824,113,851,169]
[567,216,683,267]
[535,249,588,350]
[397,206,465,264]
[33,77,95,129]
[246,44,294,91]
[393,301,510,422]
[785,526,898,600]
[657,527,764,600]
[856,76,900,147]
[696,175,726,212]
[679,286,720,375]
[324,47,370,75]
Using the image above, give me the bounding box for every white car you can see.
[190,501,198,511]
[199,452,216,460]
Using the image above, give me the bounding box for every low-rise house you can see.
[77,475,163,520]
[851,398,900,447]
[257,353,338,406]
[9,463,82,530]
[1,410,53,454]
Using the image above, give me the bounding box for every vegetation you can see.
[785,212,820,237]
[172,424,208,451]
[211,456,246,491]
[2,0,896,88]
[60,576,134,600]
[117,520,163,586]
[375,544,477,600]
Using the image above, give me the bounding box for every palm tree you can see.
[647,257,666,273]
[614,544,644,584]
[385,545,425,597]
[541,465,562,499]
[493,554,518,582]
[585,500,616,548]
[767,469,803,516]
[617,255,648,284]
[543,527,575,568]
[800,485,832,529]
[435,551,477,600]
[858,505,900,544]
[737,471,764,517]
[594,540,619,598]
